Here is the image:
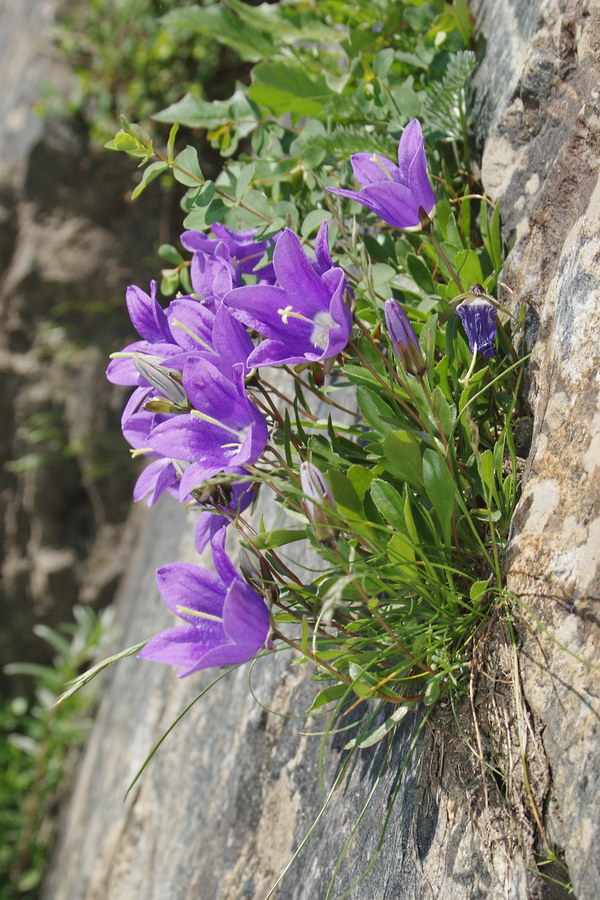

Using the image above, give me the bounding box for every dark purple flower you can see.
[456,296,497,358]
[224,228,351,368]
[326,119,436,230]
[138,533,270,676]
[148,359,268,497]
[384,299,426,375]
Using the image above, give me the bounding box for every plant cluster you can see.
[91,0,530,745]
[45,0,232,143]
[0,608,113,897]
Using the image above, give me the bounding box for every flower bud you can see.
[300,462,338,546]
[456,289,497,358]
[133,354,188,406]
[383,299,426,376]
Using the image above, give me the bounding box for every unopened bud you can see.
[383,299,427,376]
[133,354,188,406]
[300,461,338,545]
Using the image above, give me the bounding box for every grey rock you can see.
[44,0,600,898]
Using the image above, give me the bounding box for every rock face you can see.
[0,1,175,684]
[474,1,600,896]
[44,0,600,898]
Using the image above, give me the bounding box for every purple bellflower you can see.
[326,119,436,230]
[456,289,497,358]
[224,228,351,368]
[138,532,270,675]
[181,223,277,287]
[148,358,268,498]
[384,299,426,375]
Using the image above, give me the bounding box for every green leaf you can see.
[172,146,204,186]
[301,209,331,238]
[370,480,405,531]
[454,249,484,287]
[490,202,503,272]
[167,122,179,162]
[422,449,456,543]
[406,253,435,295]
[327,469,363,515]
[373,48,395,79]
[381,430,423,486]
[182,198,228,231]
[235,162,256,199]
[356,386,395,434]
[252,529,306,550]
[470,581,489,604]
[55,640,149,706]
[158,244,183,265]
[235,188,273,225]
[346,465,375,500]
[345,704,411,750]
[131,161,169,199]
[162,4,277,61]
[249,62,331,119]
[308,684,348,711]
[387,531,416,571]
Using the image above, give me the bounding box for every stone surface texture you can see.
[474,1,600,897]
[43,0,600,898]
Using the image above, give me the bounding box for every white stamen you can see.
[176,605,223,623]
[310,311,335,349]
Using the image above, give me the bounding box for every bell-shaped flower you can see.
[147,358,268,497]
[182,223,277,288]
[224,228,351,368]
[106,281,183,386]
[138,533,270,675]
[384,299,426,375]
[456,292,497,358]
[326,119,436,230]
